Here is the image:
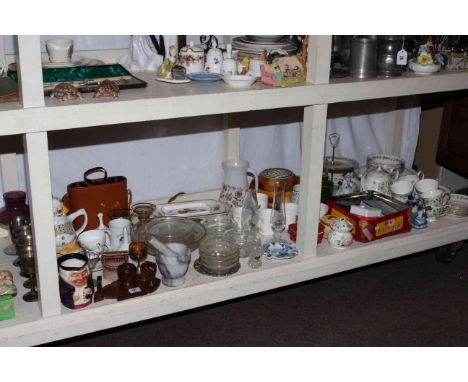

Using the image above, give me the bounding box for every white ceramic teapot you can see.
[360,165,398,195]
[205,39,223,74]
[53,197,88,252]
[327,217,353,249]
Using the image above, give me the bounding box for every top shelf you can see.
[1,69,468,137]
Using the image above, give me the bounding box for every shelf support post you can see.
[18,36,62,316]
[17,36,45,108]
[23,132,62,317]
[297,104,328,255]
[297,36,331,255]
[222,115,240,160]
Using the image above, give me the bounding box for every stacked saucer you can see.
[447,194,468,217]
[232,36,298,60]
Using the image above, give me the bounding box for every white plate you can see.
[245,35,286,43]
[42,60,82,68]
[156,77,190,84]
[448,194,468,208]
[42,56,105,69]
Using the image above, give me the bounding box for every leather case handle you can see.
[84,167,108,185]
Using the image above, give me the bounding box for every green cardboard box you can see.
[0,295,15,320]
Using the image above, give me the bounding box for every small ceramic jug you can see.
[58,253,94,309]
[221,43,236,76]
[205,39,223,74]
[53,197,88,252]
[360,165,398,195]
[327,217,353,249]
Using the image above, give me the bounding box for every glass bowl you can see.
[145,216,206,253]
[195,235,240,276]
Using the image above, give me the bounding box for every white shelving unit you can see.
[1,35,468,346]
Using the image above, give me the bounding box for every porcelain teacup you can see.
[78,229,108,252]
[399,173,423,185]
[415,178,439,194]
[421,189,450,221]
[391,180,413,203]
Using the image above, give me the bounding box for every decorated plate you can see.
[187,72,222,82]
[263,241,298,260]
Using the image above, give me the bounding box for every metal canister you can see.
[349,37,377,79]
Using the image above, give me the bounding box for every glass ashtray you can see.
[195,236,240,276]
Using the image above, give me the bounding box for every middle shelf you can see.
[2,70,468,137]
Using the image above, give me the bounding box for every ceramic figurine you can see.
[327,217,353,249]
[260,64,286,87]
[118,35,164,71]
[408,193,428,229]
[336,172,357,195]
[157,45,179,80]
[58,253,94,309]
[221,43,236,76]
[53,197,88,253]
[205,39,223,74]
[93,80,120,98]
[49,83,83,102]
[272,56,306,84]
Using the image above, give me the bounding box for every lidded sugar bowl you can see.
[179,41,205,74]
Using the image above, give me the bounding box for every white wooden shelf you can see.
[1,70,468,136]
[1,35,467,346]
[1,214,467,346]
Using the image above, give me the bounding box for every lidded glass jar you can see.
[130,203,156,243]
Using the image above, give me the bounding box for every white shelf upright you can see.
[296,36,331,255]
[17,35,61,317]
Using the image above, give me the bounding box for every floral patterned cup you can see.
[421,189,450,221]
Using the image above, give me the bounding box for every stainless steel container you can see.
[377,36,403,77]
[349,37,377,79]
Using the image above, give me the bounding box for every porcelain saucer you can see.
[263,241,298,260]
[187,72,222,83]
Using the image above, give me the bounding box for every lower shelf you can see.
[0,214,467,346]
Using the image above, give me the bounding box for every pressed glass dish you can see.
[195,235,240,276]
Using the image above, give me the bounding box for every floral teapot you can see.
[53,197,88,253]
[360,164,398,195]
[327,217,354,249]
